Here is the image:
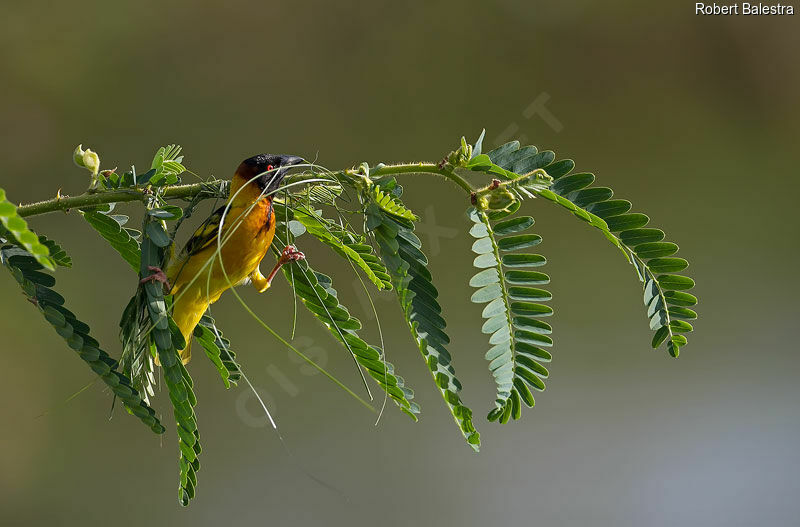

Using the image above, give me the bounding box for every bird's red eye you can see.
[267,164,274,171]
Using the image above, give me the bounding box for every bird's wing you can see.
[180,204,227,257]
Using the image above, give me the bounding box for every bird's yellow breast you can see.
[169,183,275,304]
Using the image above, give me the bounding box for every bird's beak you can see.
[284,155,306,167]
[262,155,306,193]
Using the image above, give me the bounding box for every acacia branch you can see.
[16,162,476,219]
[369,163,475,194]
[17,180,229,218]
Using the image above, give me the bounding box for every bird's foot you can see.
[263,245,305,289]
[139,266,171,289]
[279,244,305,265]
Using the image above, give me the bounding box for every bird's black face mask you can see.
[240,154,305,194]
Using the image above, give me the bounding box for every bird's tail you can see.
[180,338,193,364]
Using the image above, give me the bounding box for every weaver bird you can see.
[142,154,306,363]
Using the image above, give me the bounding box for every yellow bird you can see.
[142,154,306,363]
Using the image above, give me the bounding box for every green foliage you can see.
[290,206,393,290]
[119,292,158,405]
[365,178,480,450]
[194,313,241,389]
[473,134,555,196]
[534,189,628,259]
[37,235,72,267]
[371,184,418,222]
[483,140,696,357]
[147,145,186,186]
[0,188,55,270]
[138,201,201,506]
[273,229,419,418]
[467,208,553,423]
[83,210,141,271]
[0,244,163,433]
[2,134,700,505]
[96,145,186,190]
[541,165,695,357]
[138,223,196,502]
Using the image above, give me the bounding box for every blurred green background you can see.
[2,1,798,525]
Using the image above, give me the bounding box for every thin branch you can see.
[369,163,475,194]
[16,163,475,219]
[17,180,229,218]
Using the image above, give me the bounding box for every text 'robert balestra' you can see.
[695,3,795,14]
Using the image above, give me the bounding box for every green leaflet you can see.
[467,208,553,422]
[194,313,241,389]
[0,188,55,270]
[83,210,141,271]
[371,185,417,221]
[37,235,72,267]
[290,207,392,290]
[273,230,418,419]
[147,145,186,186]
[0,245,163,434]
[485,140,696,357]
[119,292,158,405]
[535,189,628,260]
[366,180,480,450]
